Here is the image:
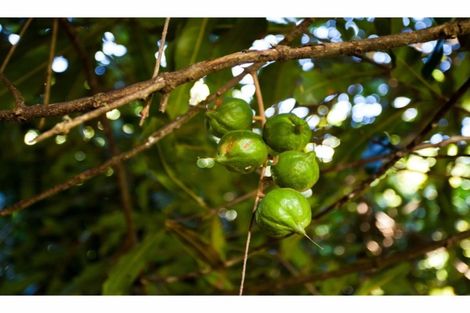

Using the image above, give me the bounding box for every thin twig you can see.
[145,241,269,285]
[0,73,25,109]
[322,136,470,174]
[251,71,266,125]
[39,18,59,129]
[0,18,33,73]
[174,189,258,223]
[140,17,171,125]
[239,69,267,296]
[157,143,209,209]
[3,19,468,122]
[353,52,392,73]
[43,19,58,106]
[275,253,318,295]
[413,135,470,150]
[455,106,470,115]
[158,92,170,114]
[394,166,470,180]
[238,167,266,296]
[59,18,100,89]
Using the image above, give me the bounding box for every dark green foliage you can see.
[0,18,469,295]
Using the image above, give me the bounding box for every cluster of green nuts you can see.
[200,98,320,244]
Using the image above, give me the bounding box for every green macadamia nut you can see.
[255,188,312,238]
[271,151,319,191]
[215,130,268,174]
[206,98,254,137]
[263,113,312,152]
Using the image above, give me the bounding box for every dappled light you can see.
[0,17,469,296]
[51,56,68,73]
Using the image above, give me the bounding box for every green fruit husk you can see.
[215,130,268,174]
[206,98,253,137]
[271,151,319,191]
[255,188,312,238]
[263,113,312,152]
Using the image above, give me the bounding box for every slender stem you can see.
[251,72,266,125]
[239,70,267,296]
[239,166,266,296]
[140,17,171,124]
[39,19,59,129]
[156,143,209,209]
[153,18,170,78]
[275,253,318,295]
[43,19,58,106]
[0,18,33,73]
[174,188,258,223]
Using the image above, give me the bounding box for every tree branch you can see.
[0,73,25,109]
[313,77,470,220]
[0,105,203,217]
[0,18,312,216]
[2,19,468,221]
[322,136,470,174]
[248,229,470,293]
[2,19,469,122]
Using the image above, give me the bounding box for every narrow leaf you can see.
[102,232,164,295]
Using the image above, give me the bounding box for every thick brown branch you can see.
[1,19,469,122]
[249,229,470,293]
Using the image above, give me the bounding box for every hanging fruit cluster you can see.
[200,97,320,244]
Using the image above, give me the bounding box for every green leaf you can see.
[204,271,234,291]
[206,19,267,87]
[102,232,164,295]
[165,219,224,268]
[260,61,302,107]
[167,18,211,119]
[294,62,382,105]
[62,261,109,294]
[355,263,411,295]
[211,216,226,261]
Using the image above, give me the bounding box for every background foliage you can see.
[0,17,469,295]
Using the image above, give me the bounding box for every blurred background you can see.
[0,17,469,295]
